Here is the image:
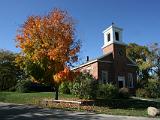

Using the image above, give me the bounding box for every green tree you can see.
[15,9,80,100]
[71,72,98,99]
[126,43,152,85]
[0,49,23,90]
[149,43,160,80]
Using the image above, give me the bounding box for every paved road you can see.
[0,102,159,120]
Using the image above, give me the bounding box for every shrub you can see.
[136,88,148,98]
[136,80,160,98]
[59,82,70,94]
[16,79,53,93]
[118,87,130,99]
[16,79,32,93]
[97,83,118,99]
[71,73,98,99]
[8,86,16,92]
[144,80,160,98]
[71,82,80,96]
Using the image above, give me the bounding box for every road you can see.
[0,102,159,120]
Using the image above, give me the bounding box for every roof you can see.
[71,51,138,70]
[96,52,112,60]
[71,52,113,70]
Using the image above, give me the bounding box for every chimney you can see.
[87,56,89,62]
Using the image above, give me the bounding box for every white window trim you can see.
[101,71,108,84]
[118,76,125,87]
[128,73,134,88]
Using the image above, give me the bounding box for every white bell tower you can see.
[102,23,125,49]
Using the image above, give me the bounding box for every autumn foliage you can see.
[16,9,80,84]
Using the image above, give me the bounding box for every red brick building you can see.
[72,24,137,93]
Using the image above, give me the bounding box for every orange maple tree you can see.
[16,9,80,99]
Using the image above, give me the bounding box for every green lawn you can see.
[0,92,159,117]
[92,98,160,117]
[0,92,75,104]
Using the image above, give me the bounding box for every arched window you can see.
[101,71,108,84]
[115,32,119,41]
[128,73,134,88]
[107,33,110,42]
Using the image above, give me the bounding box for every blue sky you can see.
[0,0,160,62]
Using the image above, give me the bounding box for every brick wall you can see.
[77,62,98,80]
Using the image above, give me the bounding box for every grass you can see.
[92,98,160,117]
[0,92,76,104]
[0,92,160,117]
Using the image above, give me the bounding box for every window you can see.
[115,32,119,41]
[118,76,125,88]
[101,71,108,84]
[128,73,134,88]
[118,49,124,56]
[107,33,110,42]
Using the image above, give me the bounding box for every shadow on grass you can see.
[82,98,160,110]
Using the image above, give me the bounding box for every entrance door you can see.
[118,76,125,88]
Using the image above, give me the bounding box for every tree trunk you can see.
[55,85,59,100]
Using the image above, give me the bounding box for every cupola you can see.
[102,23,125,49]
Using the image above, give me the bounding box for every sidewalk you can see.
[0,102,159,120]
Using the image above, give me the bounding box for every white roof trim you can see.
[71,59,98,70]
[72,61,137,71]
[71,60,113,70]
[102,41,127,49]
[103,25,123,33]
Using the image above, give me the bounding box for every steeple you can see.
[102,23,125,49]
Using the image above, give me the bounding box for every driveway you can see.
[0,102,159,120]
